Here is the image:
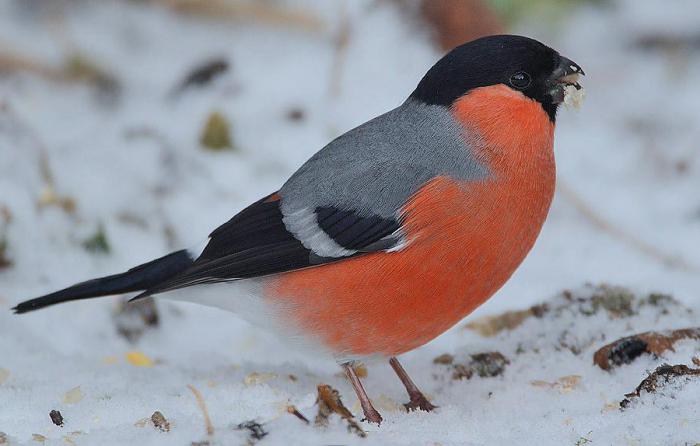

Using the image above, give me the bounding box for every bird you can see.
[13,34,583,424]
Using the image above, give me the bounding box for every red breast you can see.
[265,84,555,358]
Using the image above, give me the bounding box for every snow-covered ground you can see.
[1,0,699,444]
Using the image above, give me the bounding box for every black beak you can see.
[548,55,584,104]
[551,55,585,80]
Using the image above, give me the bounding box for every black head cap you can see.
[410,35,583,122]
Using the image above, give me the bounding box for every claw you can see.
[404,394,438,413]
[361,409,383,425]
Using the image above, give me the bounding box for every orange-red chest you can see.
[266,85,555,358]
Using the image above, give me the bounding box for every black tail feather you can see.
[12,249,194,314]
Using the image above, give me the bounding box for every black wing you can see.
[137,193,401,297]
[315,206,401,252]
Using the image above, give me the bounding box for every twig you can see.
[327,3,351,99]
[0,50,65,80]
[0,44,118,93]
[286,405,310,424]
[187,384,214,436]
[558,179,699,273]
[0,103,77,214]
[620,364,700,408]
[152,0,324,32]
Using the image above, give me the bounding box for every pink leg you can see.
[389,357,437,412]
[343,363,383,424]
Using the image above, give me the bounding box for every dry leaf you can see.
[62,431,84,446]
[37,185,77,214]
[594,328,700,370]
[32,434,46,443]
[63,386,84,404]
[102,356,119,365]
[620,364,700,409]
[125,351,155,367]
[530,375,582,394]
[62,53,120,93]
[465,305,547,337]
[244,372,277,386]
[433,354,454,365]
[375,394,401,412]
[82,224,111,255]
[352,363,368,378]
[200,111,233,151]
[558,375,582,393]
[602,402,619,412]
[335,363,368,379]
[315,384,365,437]
[0,368,9,384]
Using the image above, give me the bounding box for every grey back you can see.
[279,99,488,219]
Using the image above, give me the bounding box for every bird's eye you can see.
[509,72,531,89]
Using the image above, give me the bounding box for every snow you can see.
[1,0,700,444]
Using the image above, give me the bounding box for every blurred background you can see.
[0,0,699,443]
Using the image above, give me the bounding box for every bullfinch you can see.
[13,35,584,424]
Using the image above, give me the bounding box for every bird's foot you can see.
[404,392,437,412]
[361,407,383,425]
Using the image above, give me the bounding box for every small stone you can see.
[285,107,305,122]
[235,421,268,442]
[151,411,170,432]
[49,410,64,427]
